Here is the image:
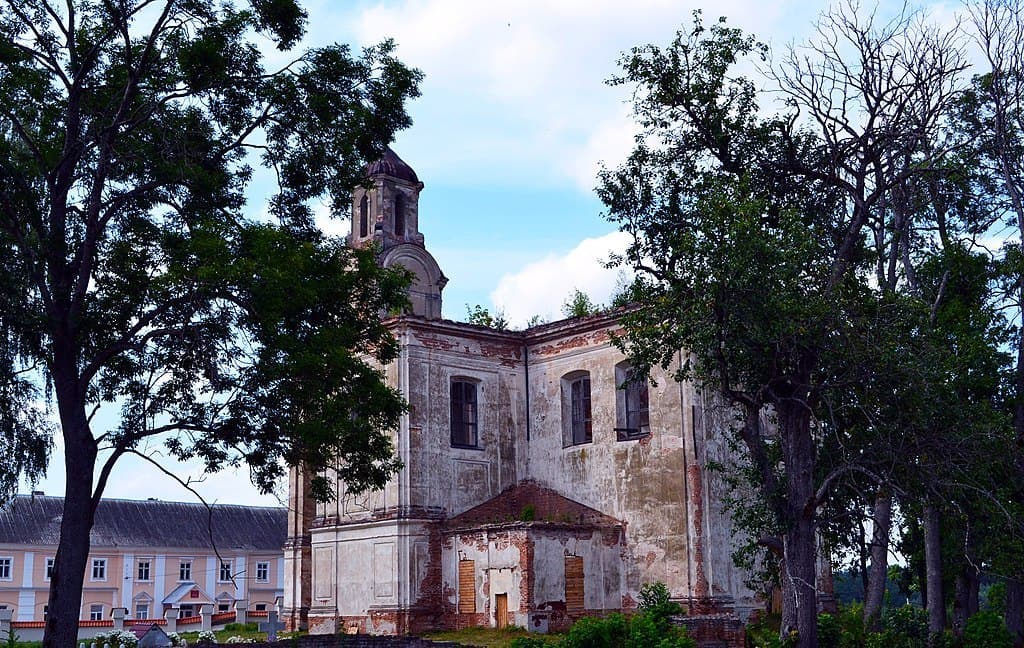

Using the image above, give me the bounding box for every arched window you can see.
[359,195,369,238]
[394,192,405,237]
[562,371,592,446]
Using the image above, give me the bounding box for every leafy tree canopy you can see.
[0,1,421,644]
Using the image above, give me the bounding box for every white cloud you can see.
[348,0,809,191]
[490,230,632,326]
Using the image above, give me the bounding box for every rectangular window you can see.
[90,604,103,621]
[91,558,106,581]
[458,559,476,614]
[450,380,479,448]
[0,557,12,580]
[616,368,650,441]
[45,557,54,580]
[218,602,230,612]
[137,560,151,581]
[565,556,584,611]
[179,560,192,582]
[254,603,267,611]
[256,561,270,583]
[135,603,149,619]
[570,376,592,445]
[219,560,232,582]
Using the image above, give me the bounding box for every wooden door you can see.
[495,593,508,629]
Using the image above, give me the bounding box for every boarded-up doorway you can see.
[495,593,508,628]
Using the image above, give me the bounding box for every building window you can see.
[45,557,54,580]
[562,372,592,446]
[179,560,192,582]
[135,603,149,620]
[218,602,231,613]
[42,605,47,621]
[137,560,151,581]
[219,561,232,582]
[0,557,12,581]
[394,192,405,237]
[91,558,106,581]
[256,561,270,583]
[450,380,479,448]
[90,604,103,621]
[616,364,650,441]
[359,195,369,238]
[254,603,267,612]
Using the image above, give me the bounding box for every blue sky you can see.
[28,0,962,506]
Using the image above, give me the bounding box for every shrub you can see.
[638,582,683,634]
[964,611,1013,648]
[93,630,139,648]
[817,613,841,648]
[224,637,255,644]
[561,613,630,648]
[166,632,184,647]
[197,629,218,644]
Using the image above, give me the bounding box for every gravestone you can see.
[258,610,286,642]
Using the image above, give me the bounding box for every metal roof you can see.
[0,495,286,551]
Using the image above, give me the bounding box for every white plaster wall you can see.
[532,531,622,611]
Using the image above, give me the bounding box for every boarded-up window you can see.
[565,556,584,611]
[458,560,476,614]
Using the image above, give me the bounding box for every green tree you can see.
[562,288,600,319]
[465,303,509,330]
[0,1,421,645]
[600,9,966,646]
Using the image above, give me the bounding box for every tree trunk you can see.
[1006,578,1024,648]
[923,504,945,642]
[778,399,817,648]
[43,370,98,648]
[953,537,980,636]
[863,490,892,631]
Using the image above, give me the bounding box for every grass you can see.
[420,626,559,647]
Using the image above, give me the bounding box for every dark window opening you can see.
[359,195,369,237]
[616,369,650,441]
[394,192,405,237]
[570,376,592,445]
[450,380,479,448]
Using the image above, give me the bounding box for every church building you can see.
[282,150,756,636]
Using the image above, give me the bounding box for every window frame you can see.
[219,560,233,583]
[359,195,369,238]
[135,602,149,620]
[91,558,107,582]
[137,559,151,582]
[450,379,480,449]
[89,604,103,621]
[0,557,12,581]
[561,371,593,447]
[178,559,193,582]
[255,561,270,583]
[615,364,650,441]
[45,557,54,581]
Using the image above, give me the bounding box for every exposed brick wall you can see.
[673,614,746,648]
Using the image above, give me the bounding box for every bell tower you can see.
[349,148,447,319]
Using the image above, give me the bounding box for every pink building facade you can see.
[0,495,286,622]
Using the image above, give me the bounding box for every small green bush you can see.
[963,611,1013,648]
[638,582,683,634]
[561,613,630,648]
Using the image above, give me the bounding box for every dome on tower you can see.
[364,147,419,184]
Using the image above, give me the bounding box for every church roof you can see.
[0,495,286,551]
[365,147,419,183]
[445,481,622,529]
